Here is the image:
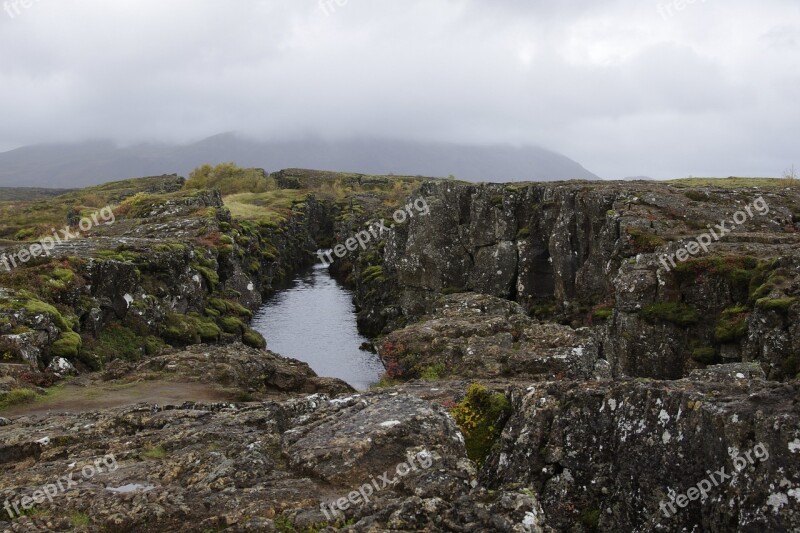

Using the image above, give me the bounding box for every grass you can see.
[0,388,38,411]
[0,175,182,240]
[667,177,790,188]
[639,302,700,327]
[141,445,167,460]
[69,511,90,527]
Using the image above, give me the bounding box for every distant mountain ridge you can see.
[0,134,599,188]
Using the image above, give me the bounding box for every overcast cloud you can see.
[0,0,798,178]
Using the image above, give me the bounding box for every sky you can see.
[0,0,798,179]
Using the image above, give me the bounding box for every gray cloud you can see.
[0,0,798,178]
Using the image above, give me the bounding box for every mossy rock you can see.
[640,302,700,327]
[449,383,512,467]
[242,328,267,350]
[516,227,530,239]
[220,316,245,334]
[691,347,718,365]
[163,313,221,345]
[715,306,750,343]
[441,287,467,296]
[627,228,666,254]
[592,306,614,321]
[756,297,798,313]
[50,331,82,359]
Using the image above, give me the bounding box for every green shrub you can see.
[450,384,512,467]
[242,328,266,350]
[420,363,446,381]
[640,303,700,326]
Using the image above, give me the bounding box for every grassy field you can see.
[0,175,183,241]
[667,177,797,188]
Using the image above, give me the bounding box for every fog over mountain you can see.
[0,134,598,187]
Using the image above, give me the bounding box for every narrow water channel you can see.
[250,263,385,391]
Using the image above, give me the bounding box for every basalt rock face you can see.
[379,181,800,381]
[0,388,547,532]
[482,370,800,532]
[377,293,607,381]
[0,186,333,377]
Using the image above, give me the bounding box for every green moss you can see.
[69,512,90,527]
[220,316,245,334]
[691,347,718,365]
[50,331,82,359]
[756,297,798,313]
[592,305,614,321]
[640,303,700,327]
[93,324,144,361]
[242,328,266,350]
[528,301,556,320]
[163,313,221,345]
[715,306,750,343]
[362,266,385,284]
[627,228,666,253]
[140,445,167,460]
[516,227,530,239]
[193,265,220,289]
[441,287,468,295]
[673,256,760,288]
[16,297,71,331]
[579,508,601,530]
[208,298,252,317]
[450,383,512,467]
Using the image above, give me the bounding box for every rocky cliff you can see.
[377,180,800,381]
[1,172,799,532]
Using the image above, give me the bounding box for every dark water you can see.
[251,263,385,391]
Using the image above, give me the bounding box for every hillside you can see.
[0,134,599,188]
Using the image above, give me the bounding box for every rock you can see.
[46,356,77,376]
[377,293,603,381]
[0,417,9,426]
[484,379,800,532]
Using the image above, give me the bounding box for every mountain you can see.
[0,134,599,188]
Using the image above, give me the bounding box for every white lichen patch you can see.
[767,492,788,513]
[662,430,672,444]
[658,409,670,426]
[379,420,402,428]
[788,439,800,453]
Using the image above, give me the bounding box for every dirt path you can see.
[2,379,237,418]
